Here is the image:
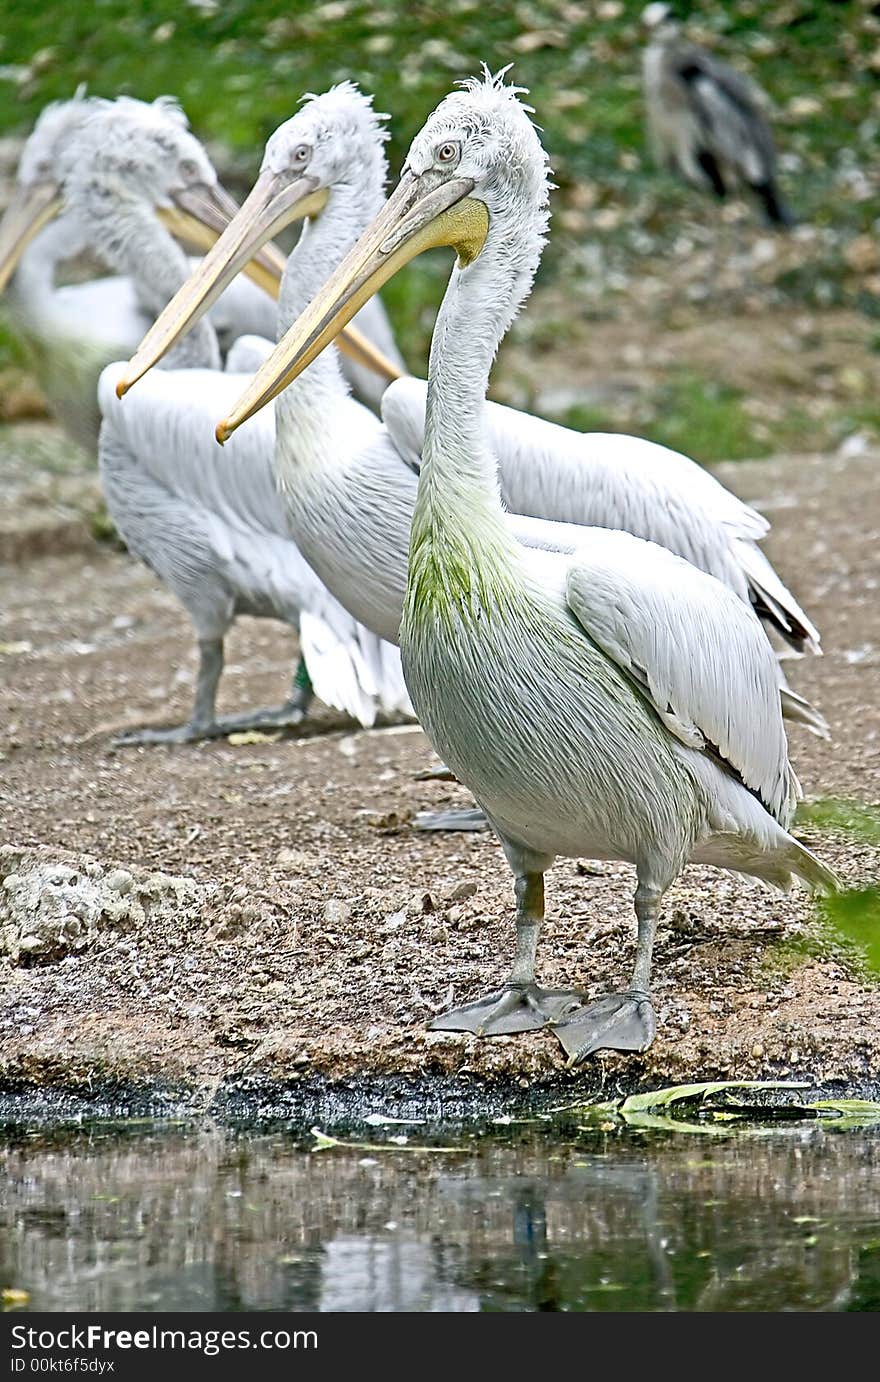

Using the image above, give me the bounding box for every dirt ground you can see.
[1,426,879,1116]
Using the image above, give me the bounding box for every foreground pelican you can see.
[0,94,403,449]
[60,97,406,741]
[207,72,836,1060]
[118,84,826,755]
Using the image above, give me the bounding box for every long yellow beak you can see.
[0,174,285,304]
[116,167,404,398]
[0,180,64,293]
[157,180,288,301]
[215,172,488,443]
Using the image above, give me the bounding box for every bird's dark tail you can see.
[752,179,796,228]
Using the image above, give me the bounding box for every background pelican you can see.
[59,97,408,743]
[242,69,836,1060]
[125,83,825,743]
[642,3,795,227]
[0,93,404,450]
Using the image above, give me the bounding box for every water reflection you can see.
[1,1122,879,1312]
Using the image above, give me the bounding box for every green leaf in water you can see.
[611,1112,734,1136]
[620,1080,809,1114]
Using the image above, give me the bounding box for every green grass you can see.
[2,1,879,242]
[549,369,767,462]
[797,799,880,847]
[0,315,30,370]
[3,2,880,427]
[645,370,769,461]
[821,888,880,977]
[795,800,880,978]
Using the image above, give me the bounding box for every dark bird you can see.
[642,4,795,228]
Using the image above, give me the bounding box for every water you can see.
[1,1119,879,1312]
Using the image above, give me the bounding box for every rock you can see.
[843,234,880,275]
[447,881,478,902]
[275,847,316,870]
[0,845,204,965]
[381,909,407,933]
[105,869,134,895]
[323,898,352,926]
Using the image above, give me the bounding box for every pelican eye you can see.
[290,142,312,169]
[436,141,461,167]
[178,157,200,181]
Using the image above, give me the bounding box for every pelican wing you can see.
[100,360,286,536]
[97,360,408,727]
[562,529,799,825]
[383,376,817,650]
[47,275,154,351]
[675,49,776,185]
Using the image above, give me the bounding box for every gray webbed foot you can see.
[430,984,586,1036]
[552,990,656,1065]
[113,720,219,747]
[413,807,488,832]
[211,701,307,736]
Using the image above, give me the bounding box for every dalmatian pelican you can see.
[0,92,404,451]
[39,95,408,741]
[203,71,836,1059]
[118,83,825,760]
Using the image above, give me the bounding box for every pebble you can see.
[447,881,478,902]
[105,869,133,895]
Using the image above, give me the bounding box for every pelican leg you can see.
[210,656,314,737]
[429,872,587,1035]
[114,637,226,746]
[552,882,660,1064]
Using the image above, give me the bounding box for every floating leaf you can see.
[620,1080,809,1114]
[362,1113,426,1126]
[1,1288,29,1306]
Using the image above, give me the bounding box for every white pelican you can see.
[205,71,836,1059]
[119,83,825,748]
[0,93,404,449]
[642,3,794,226]
[54,97,407,743]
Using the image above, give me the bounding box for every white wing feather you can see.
[382,376,818,650]
[97,360,407,727]
[562,529,800,825]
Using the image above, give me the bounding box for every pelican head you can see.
[59,97,284,290]
[116,81,401,396]
[0,94,284,304]
[640,3,676,36]
[216,67,551,440]
[0,90,96,292]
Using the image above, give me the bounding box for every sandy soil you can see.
[1,437,879,1117]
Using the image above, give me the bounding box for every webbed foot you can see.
[429,983,586,1036]
[413,807,488,832]
[211,702,307,736]
[113,720,219,746]
[552,990,656,1065]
